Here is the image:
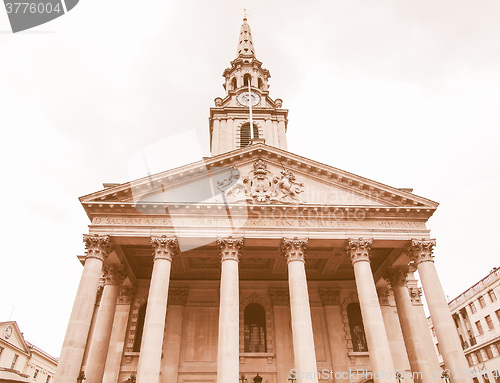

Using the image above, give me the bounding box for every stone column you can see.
[282,237,318,383]
[347,238,396,383]
[319,288,350,383]
[219,119,228,153]
[81,286,103,370]
[407,264,441,374]
[269,288,294,383]
[384,266,435,383]
[54,235,112,383]
[160,288,189,383]
[216,237,243,383]
[212,118,220,155]
[102,287,134,383]
[265,118,274,146]
[377,287,410,376]
[136,235,178,383]
[85,265,126,383]
[408,239,469,383]
[278,119,287,150]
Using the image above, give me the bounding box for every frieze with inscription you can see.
[91,216,426,230]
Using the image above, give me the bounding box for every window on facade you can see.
[488,290,497,302]
[11,354,18,369]
[486,346,494,360]
[493,370,500,383]
[0,346,3,359]
[473,377,480,383]
[496,343,500,354]
[34,369,39,379]
[244,303,267,353]
[484,374,491,383]
[133,304,147,352]
[258,77,263,89]
[46,376,51,383]
[496,309,500,323]
[239,123,259,148]
[477,351,484,363]
[347,303,368,352]
[453,314,460,328]
[467,354,474,367]
[484,349,490,360]
[476,320,484,335]
[470,302,477,314]
[231,77,237,90]
[243,73,252,87]
[486,315,495,330]
[479,296,487,309]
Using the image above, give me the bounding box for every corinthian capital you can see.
[383,266,409,287]
[168,288,189,306]
[282,237,308,263]
[346,238,373,265]
[319,288,340,306]
[217,237,243,261]
[269,288,290,306]
[103,264,126,286]
[117,287,135,305]
[408,287,423,305]
[407,239,436,265]
[151,235,179,261]
[84,234,112,262]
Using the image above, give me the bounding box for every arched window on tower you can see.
[258,77,263,90]
[243,73,252,87]
[347,303,368,352]
[244,303,267,352]
[133,304,147,352]
[231,77,237,90]
[239,123,259,148]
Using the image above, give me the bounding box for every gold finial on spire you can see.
[243,8,247,22]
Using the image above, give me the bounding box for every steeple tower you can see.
[209,15,288,156]
[237,13,255,57]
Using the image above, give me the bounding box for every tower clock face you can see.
[238,91,261,106]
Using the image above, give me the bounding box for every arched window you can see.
[258,77,264,89]
[133,304,147,352]
[231,77,237,90]
[239,123,259,148]
[243,73,252,87]
[244,303,267,352]
[347,303,368,352]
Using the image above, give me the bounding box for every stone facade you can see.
[0,321,57,383]
[54,17,471,383]
[428,267,500,383]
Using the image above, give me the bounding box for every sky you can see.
[0,0,500,358]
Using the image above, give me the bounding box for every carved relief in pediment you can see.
[224,159,305,204]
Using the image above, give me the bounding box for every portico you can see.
[54,16,470,383]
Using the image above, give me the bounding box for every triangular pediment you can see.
[0,321,30,355]
[80,143,437,217]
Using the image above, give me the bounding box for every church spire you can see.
[237,11,255,58]
[209,16,289,155]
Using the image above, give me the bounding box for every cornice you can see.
[80,144,437,212]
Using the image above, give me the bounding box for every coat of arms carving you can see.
[225,160,305,204]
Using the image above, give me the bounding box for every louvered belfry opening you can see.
[240,123,259,148]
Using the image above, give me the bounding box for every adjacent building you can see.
[428,268,500,383]
[54,17,470,383]
[0,321,57,383]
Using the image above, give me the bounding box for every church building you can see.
[54,17,470,383]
